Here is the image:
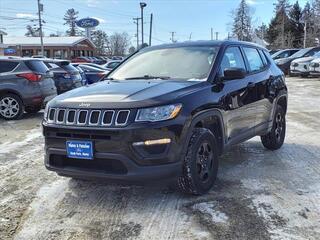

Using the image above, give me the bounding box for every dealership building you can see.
[3,36,96,59]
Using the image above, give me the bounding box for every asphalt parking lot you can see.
[1,76,320,240]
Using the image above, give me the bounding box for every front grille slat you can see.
[47,108,130,127]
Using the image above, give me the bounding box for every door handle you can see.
[247,82,255,89]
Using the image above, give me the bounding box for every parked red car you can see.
[71,57,93,63]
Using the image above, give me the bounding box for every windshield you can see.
[290,48,312,58]
[109,46,219,80]
[315,51,320,57]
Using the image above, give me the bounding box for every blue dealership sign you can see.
[76,18,99,28]
[4,48,16,55]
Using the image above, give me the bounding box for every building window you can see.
[22,49,33,57]
[53,50,62,59]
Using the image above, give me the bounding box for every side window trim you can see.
[0,61,20,74]
[218,45,248,76]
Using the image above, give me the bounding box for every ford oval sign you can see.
[76,18,99,28]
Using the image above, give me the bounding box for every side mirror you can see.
[223,68,246,81]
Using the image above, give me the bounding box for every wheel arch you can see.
[180,109,226,156]
[276,95,287,114]
[0,88,23,101]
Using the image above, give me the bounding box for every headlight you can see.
[44,104,49,120]
[275,59,287,65]
[135,104,182,122]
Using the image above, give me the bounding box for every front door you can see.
[218,46,257,144]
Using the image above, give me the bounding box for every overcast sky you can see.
[0,0,309,46]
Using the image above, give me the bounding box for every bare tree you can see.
[91,30,109,55]
[25,25,40,37]
[109,32,130,56]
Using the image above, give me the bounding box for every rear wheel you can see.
[177,128,219,195]
[261,105,286,150]
[0,94,24,120]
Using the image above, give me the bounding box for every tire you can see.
[0,93,24,120]
[261,105,286,150]
[177,128,219,195]
[25,106,42,114]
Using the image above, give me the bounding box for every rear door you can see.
[241,47,273,133]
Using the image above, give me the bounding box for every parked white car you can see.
[290,51,320,77]
[309,57,320,76]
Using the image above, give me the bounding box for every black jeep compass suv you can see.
[43,41,287,195]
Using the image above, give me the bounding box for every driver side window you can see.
[220,47,246,76]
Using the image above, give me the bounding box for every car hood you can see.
[311,58,320,63]
[292,56,315,63]
[49,79,205,108]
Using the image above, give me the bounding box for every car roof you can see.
[0,56,44,62]
[145,40,268,51]
[43,59,70,64]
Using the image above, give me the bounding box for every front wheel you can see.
[177,128,219,195]
[261,105,286,150]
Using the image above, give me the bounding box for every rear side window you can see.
[0,61,19,73]
[220,47,246,74]
[25,60,49,73]
[243,47,264,72]
[61,64,78,72]
[258,49,268,66]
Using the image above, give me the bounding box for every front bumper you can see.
[43,121,184,182]
[290,67,309,75]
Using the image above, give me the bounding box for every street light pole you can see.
[140,2,147,46]
[37,0,44,56]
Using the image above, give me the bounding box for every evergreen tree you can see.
[312,0,320,45]
[63,8,79,36]
[232,0,252,41]
[266,0,292,49]
[288,1,304,48]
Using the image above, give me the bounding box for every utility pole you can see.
[149,13,153,46]
[211,28,213,40]
[215,32,219,40]
[170,31,176,43]
[37,0,44,56]
[303,20,307,48]
[133,17,141,49]
[140,2,147,46]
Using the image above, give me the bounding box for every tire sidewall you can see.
[0,94,24,120]
[186,129,219,194]
[273,105,286,146]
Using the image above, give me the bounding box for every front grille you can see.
[310,62,320,68]
[47,108,131,127]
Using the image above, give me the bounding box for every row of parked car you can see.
[71,56,124,65]
[0,56,123,120]
[270,46,320,77]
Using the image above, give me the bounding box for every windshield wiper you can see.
[125,75,171,80]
